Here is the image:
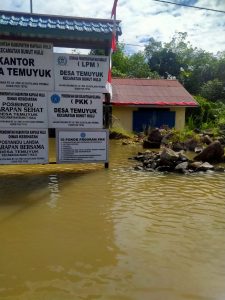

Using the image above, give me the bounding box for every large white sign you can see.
[48,92,103,128]
[0,128,48,164]
[0,91,48,128]
[57,129,108,163]
[54,53,109,93]
[0,40,53,91]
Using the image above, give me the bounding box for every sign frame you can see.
[48,92,103,129]
[56,129,109,164]
[0,90,48,128]
[0,128,49,165]
[0,40,54,91]
[54,53,109,93]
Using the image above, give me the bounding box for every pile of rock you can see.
[132,142,225,174]
[143,128,225,152]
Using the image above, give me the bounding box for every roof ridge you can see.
[0,9,121,24]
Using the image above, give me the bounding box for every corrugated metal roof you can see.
[112,78,198,107]
[0,10,122,48]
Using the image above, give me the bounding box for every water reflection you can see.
[47,175,59,209]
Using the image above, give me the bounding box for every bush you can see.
[200,79,225,102]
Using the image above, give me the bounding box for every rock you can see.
[190,161,214,171]
[133,147,224,174]
[145,167,154,172]
[201,135,213,145]
[194,141,224,162]
[147,128,163,143]
[178,152,189,162]
[109,131,130,139]
[175,161,188,172]
[143,140,161,149]
[194,128,201,134]
[122,140,132,145]
[156,165,173,172]
[134,165,144,171]
[172,142,186,151]
[198,162,214,171]
[216,137,225,145]
[214,167,225,172]
[194,146,203,153]
[185,138,199,151]
[134,154,145,161]
[161,132,174,145]
[202,131,214,137]
[160,148,180,162]
[189,161,203,170]
[151,161,158,169]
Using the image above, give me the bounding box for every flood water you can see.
[0,139,225,300]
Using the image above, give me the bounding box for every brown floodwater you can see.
[0,139,225,300]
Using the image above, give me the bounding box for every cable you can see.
[152,0,225,14]
[124,43,145,47]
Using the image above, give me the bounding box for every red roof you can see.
[111,78,198,107]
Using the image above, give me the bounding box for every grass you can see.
[109,126,135,139]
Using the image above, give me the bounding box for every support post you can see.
[104,47,111,169]
[104,93,110,169]
[30,0,33,13]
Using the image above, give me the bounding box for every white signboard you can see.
[0,91,48,128]
[0,40,53,91]
[57,129,108,163]
[48,92,103,128]
[0,128,48,164]
[54,53,109,93]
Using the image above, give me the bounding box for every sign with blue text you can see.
[0,91,48,128]
[54,53,109,93]
[48,92,103,128]
[0,128,48,164]
[56,129,108,163]
[0,40,54,91]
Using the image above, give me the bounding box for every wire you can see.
[152,0,225,14]
[125,43,145,47]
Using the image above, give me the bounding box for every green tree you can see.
[145,33,191,78]
[200,79,225,102]
[111,43,129,77]
[126,52,159,78]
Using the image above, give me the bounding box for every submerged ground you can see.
[0,140,225,300]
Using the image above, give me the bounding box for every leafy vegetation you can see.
[109,126,134,139]
[101,32,225,102]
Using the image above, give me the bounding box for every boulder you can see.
[189,161,203,170]
[201,135,213,145]
[178,152,189,162]
[175,161,188,172]
[194,141,224,162]
[161,132,175,145]
[194,146,203,153]
[160,148,180,162]
[185,138,199,151]
[143,140,161,149]
[172,142,186,151]
[147,128,163,143]
[198,162,214,171]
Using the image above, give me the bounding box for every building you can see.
[111,78,198,132]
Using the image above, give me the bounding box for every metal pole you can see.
[104,47,111,169]
[30,0,33,13]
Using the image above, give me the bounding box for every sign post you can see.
[0,40,110,168]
